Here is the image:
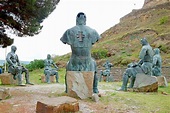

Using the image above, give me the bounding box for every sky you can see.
[0,0,144,61]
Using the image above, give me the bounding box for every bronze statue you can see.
[119,38,153,91]
[44,54,59,83]
[99,60,113,82]
[60,12,100,93]
[6,45,34,85]
[152,48,162,76]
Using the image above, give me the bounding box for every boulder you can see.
[0,88,11,100]
[133,74,158,92]
[66,71,94,99]
[0,73,17,85]
[36,96,79,113]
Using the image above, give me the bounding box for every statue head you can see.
[11,45,17,53]
[47,54,51,59]
[140,38,148,46]
[76,12,86,25]
[154,48,160,55]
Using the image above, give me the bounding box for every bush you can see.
[26,59,44,71]
[159,16,169,25]
[92,49,108,59]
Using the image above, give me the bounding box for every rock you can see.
[36,96,79,113]
[66,71,94,99]
[157,76,168,87]
[133,74,158,92]
[92,93,99,102]
[0,73,17,85]
[0,88,11,100]
[41,75,55,83]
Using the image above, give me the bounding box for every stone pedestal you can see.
[133,74,158,92]
[36,96,79,113]
[0,73,17,85]
[41,75,55,83]
[66,71,94,99]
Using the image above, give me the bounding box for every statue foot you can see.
[18,83,26,86]
[26,82,34,85]
[117,87,127,91]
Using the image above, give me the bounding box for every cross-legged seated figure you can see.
[99,60,113,82]
[44,54,59,83]
[152,48,162,76]
[60,12,100,93]
[6,45,34,85]
[119,38,153,91]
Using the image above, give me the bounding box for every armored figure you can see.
[44,54,59,83]
[119,38,153,91]
[6,45,33,85]
[60,12,100,93]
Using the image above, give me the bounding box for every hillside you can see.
[92,0,170,67]
[55,0,170,68]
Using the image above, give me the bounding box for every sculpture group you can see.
[1,12,164,97]
[119,38,163,91]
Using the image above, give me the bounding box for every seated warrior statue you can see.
[60,12,100,93]
[152,48,162,76]
[44,54,59,83]
[119,38,153,91]
[6,45,34,85]
[99,60,113,82]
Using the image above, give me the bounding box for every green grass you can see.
[29,68,66,84]
[99,82,170,113]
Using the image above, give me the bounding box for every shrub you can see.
[92,49,108,59]
[26,59,44,71]
[159,16,169,25]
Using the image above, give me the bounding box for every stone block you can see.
[41,75,55,83]
[0,73,17,85]
[157,76,168,87]
[66,71,94,99]
[0,88,11,100]
[133,74,158,92]
[36,96,79,113]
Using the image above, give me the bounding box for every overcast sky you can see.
[0,0,144,61]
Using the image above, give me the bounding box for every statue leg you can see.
[119,72,129,91]
[22,67,32,84]
[99,70,103,82]
[128,76,135,88]
[93,71,99,93]
[65,73,67,93]
[16,67,23,85]
[55,71,59,83]
[45,71,51,84]
[106,71,110,82]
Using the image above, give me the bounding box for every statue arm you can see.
[16,55,21,66]
[91,30,100,45]
[139,47,147,60]
[6,53,14,66]
[152,56,157,67]
[60,29,72,45]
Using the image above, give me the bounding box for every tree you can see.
[0,0,60,48]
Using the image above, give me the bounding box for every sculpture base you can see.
[66,71,94,99]
[0,73,18,85]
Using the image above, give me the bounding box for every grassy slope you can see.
[92,2,170,67]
